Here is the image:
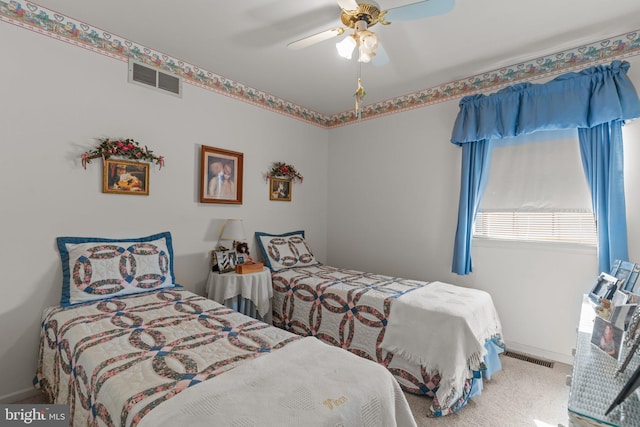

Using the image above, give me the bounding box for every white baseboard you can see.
[0,388,40,404]
[504,341,574,366]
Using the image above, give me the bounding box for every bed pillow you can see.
[255,231,319,272]
[57,231,177,307]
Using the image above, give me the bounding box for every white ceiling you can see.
[31,0,640,115]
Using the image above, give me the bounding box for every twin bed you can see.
[255,231,504,417]
[35,230,503,426]
[36,289,415,426]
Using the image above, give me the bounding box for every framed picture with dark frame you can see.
[200,145,243,204]
[589,272,620,304]
[103,159,150,195]
[269,177,291,201]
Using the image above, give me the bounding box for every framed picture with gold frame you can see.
[269,177,291,201]
[103,159,149,195]
[200,145,243,204]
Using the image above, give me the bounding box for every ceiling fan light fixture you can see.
[359,30,378,50]
[287,0,457,116]
[356,29,378,63]
[336,35,357,59]
[358,49,375,63]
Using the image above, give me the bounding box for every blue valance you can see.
[451,60,640,146]
[450,60,640,275]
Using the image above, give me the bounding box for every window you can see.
[474,210,596,245]
[473,129,597,245]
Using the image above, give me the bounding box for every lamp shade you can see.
[220,219,246,242]
[336,35,357,59]
[357,30,378,63]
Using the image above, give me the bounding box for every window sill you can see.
[472,237,597,254]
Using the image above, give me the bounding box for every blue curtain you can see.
[578,121,629,273]
[452,140,492,275]
[450,61,640,275]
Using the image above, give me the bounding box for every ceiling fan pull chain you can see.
[354,63,366,120]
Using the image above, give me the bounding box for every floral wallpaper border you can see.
[2,0,639,128]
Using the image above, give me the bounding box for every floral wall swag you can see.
[265,162,303,183]
[81,138,165,169]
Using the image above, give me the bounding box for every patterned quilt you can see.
[34,290,302,427]
[271,264,503,416]
[137,337,417,427]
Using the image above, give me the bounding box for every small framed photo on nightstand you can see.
[216,250,237,274]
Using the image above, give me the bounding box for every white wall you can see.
[327,58,640,364]
[0,23,328,401]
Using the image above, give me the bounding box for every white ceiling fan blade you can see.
[336,0,358,11]
[384,0,455,22]
[372,42,389,67]
[287,27,345,50]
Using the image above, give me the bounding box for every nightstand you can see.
[205,267,273,324]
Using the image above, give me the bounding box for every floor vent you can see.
[503,350,555,368]
[128,59,182,97]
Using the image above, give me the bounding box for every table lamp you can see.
[219,219,246,251]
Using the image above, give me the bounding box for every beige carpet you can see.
[17,354,571,427]
[405,354,571,427]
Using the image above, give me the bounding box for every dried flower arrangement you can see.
[81,138,164,169]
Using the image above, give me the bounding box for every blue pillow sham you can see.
[255,230,319,272]
[57,231,177,307]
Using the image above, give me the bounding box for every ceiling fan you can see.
[287,0,455,66]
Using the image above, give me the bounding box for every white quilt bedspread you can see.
[139,337,417,427]
[380,281,502,406]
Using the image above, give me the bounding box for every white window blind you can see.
[474,129,597,245]
[475,210,597,244]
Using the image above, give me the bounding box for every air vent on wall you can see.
[128,59,182,97]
